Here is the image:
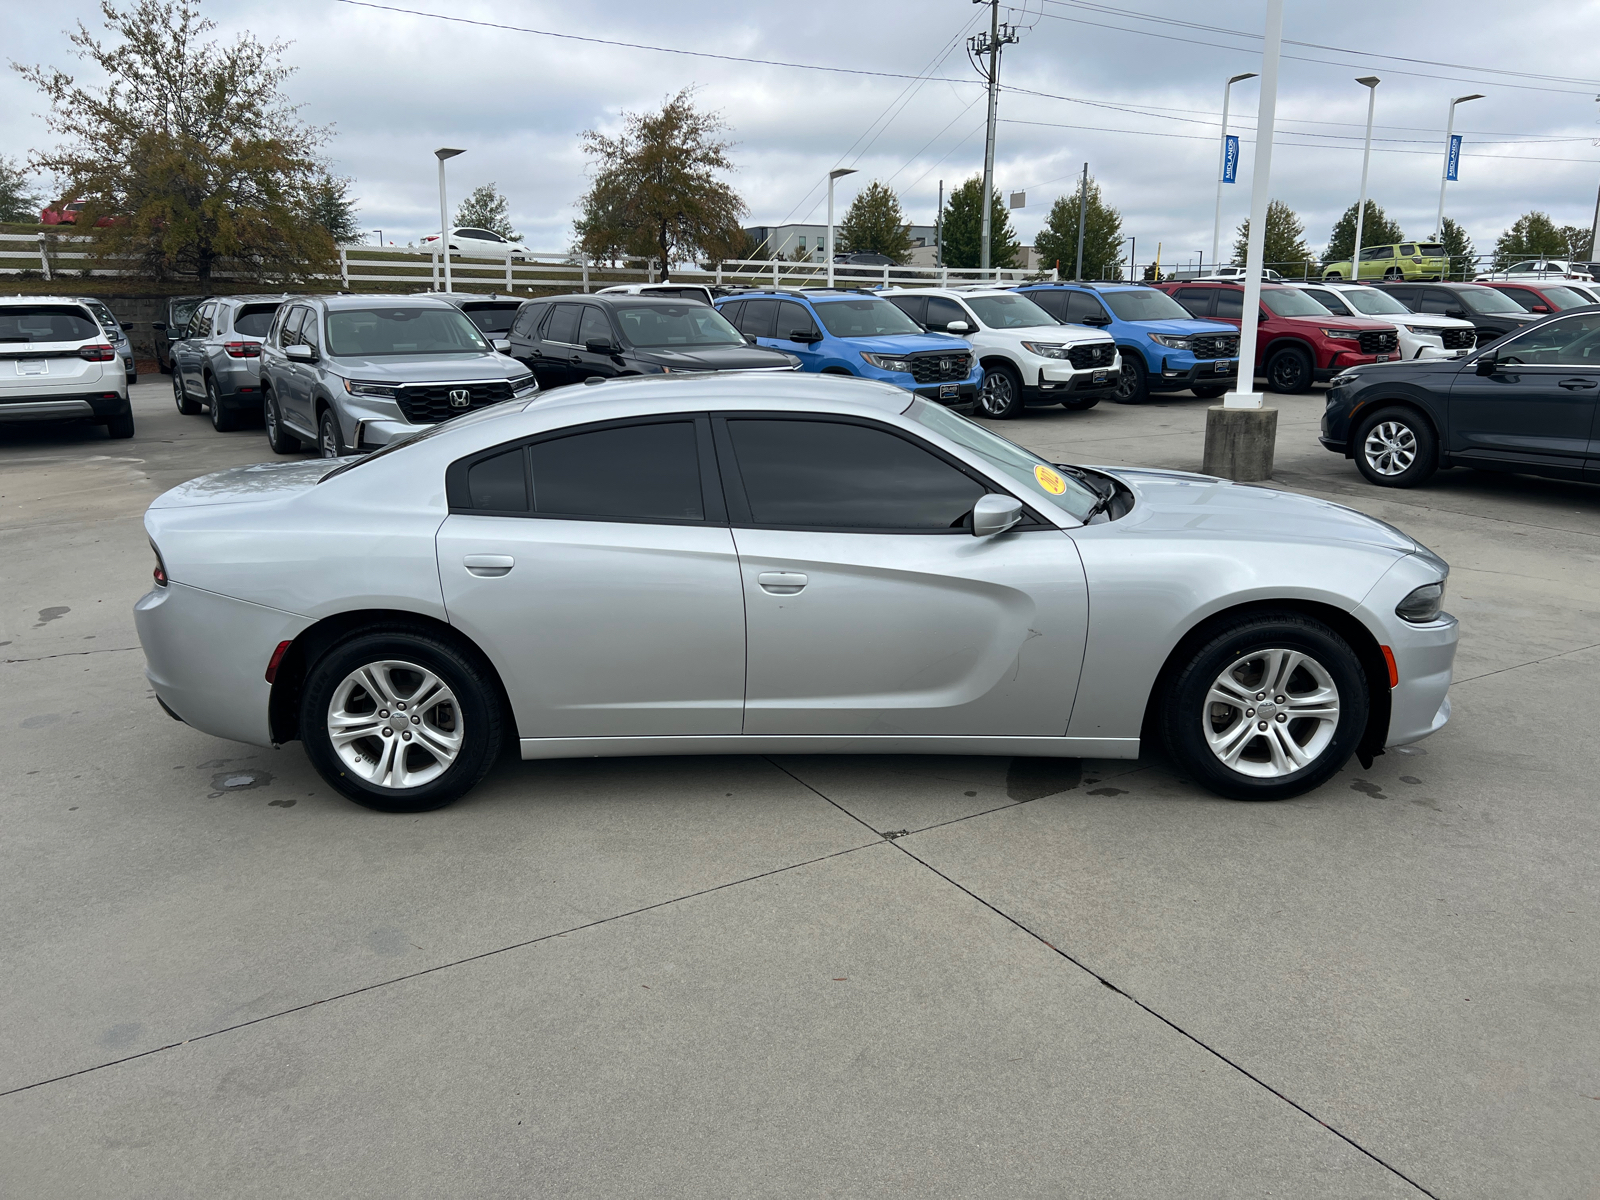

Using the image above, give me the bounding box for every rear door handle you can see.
[463,554,515,577]
[757,571,807,595]
[1558,378,1598,390]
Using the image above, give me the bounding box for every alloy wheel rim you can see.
[1273,358,1302,389]
[1363,420,1416,475]
[1203,648,1340,779]
[208,381,221,427]
[320,420,337,458]
[173,374,184,407]
[265,396,279,438]
[980,373,1012,416]
[1114,353,1138,400]
[327,659,462,789]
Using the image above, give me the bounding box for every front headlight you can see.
[1404,325,1442,336]
[1328,371,1361,388]
[1396,581,1446,623]
[1321,328,1362,340]
[1147,333,1191,349]
[509,373,538,395]
[1018,341,1070,359]
[343,379,400,399]
[859,352,914,372]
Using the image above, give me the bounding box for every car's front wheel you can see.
[1162,612,1369,801]
[1353,406,1439,488]
[264,390,301,454]
[977,363,1024,418]
[174,371,200,415]
[1265,346,1313,393]
[300,631,504,812]
[1190,384,1229,399]
[1112,350,1148,404]
[318,408,345,458]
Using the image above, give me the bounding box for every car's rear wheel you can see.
[1112,350,1148,404]
[104,410,134,439]
[174,371,200,415]
[977,363,1024,418]
[1384,267,1403,281]
[1353,406,1438,488]
[1265,346,1313,393]
[300,631,503,812]
[1162,613,1368,801]
[1322,271,1343,281]
[206,376,240,432]
[264,390,301,454]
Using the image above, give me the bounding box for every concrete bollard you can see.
[1202,404,1278,482]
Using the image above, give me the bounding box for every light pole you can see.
[435,147,464,293]
[1349,77,1380,280]
[1587,96,1600,269]
[1434,95,1483,241]
[372,229,384,249]
[826,168,856,288]
[1212,72,1258,271]
[1073,163,1089,280]
[1124,235,1135,281]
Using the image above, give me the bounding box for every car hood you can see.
[323,352,524,381]
[835,333,973,355]
[1281,314,1397,331]
[1089,466,1418,554]
[1134,318,1238,336]
[150,459,347,509]
[630,344,799,370]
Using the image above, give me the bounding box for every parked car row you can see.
[0,297,133,437]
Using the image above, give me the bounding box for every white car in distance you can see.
[1289,282,1477,360]
[1475,259,1594,283]
[419,227,529,260]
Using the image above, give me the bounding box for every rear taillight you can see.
[78,343,116,361]
[151,542,168,587]
[223,341,261,358]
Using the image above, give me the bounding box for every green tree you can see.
[1323,200,1405,265]
[1493,211,1569,268]
[1558,224,1592,261]
[1439,216,1475,279]
[455,182,520,241]
[309,172,360,245]
[0,156,41,223]
[939,175,1019,270]
[1233,199,1313,274]
[1033,175,1123,280]
[574,88,746,276]
[17,0,337,286]
[836,180,913,264]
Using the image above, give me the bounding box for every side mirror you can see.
[1531,305,1550,313]
[945,320,971,334]
[1083,314,1113,327]
[971,493,1022,537]
[492,338,512,353]
[584,337,618,355]
[151,321,167,332]
[285,343,316,363]
[1475,355,1498,376]
[1446,308,1468,319]
[789,329,822,343]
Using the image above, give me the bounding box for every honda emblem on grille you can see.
[448,388,471,408]
[940,358,952,371]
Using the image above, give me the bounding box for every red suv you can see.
[1156,281,1400,393]
[1475,280,1597,315]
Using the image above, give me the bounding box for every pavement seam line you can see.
[1452,638,1600,685]
[0,838,883,1101]
[3,646,141,664]
[763,758,1441,1200]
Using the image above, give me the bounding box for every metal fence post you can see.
[37,234,53,281]
[339,246,348,288]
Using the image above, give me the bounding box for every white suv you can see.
[1289,282,1476,360]
[881,287,1118,418]
[0,298,133,437]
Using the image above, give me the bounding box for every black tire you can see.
[264,389,301,454]
[1112,349,1148,404]
[317,407,345,459]
[206,376,241,432]
[1353,406,1439,488]
[1061,394,1100,411]
[1265,346,1313,394]
[174,370,200,415]
[104,410,135,439]
[1161,612,1369,802]
[1383,267,1403,281]
[977,362,1024,418]
[299,630,503,812]
[1190,384,1229,399]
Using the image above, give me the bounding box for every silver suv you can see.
[259,294,538,457]
[171,295,292,431]
[77,297,137,387]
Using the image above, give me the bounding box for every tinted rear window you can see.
[233,305,280,337]
[461,303,520,334]
[530,422,703,520]
[0,306,101,343]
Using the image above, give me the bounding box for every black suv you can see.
[1373,282,1539,347]
[1320,306,1600,488]
[507,293,798,388]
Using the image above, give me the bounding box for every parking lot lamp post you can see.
[1124,235,1134,281]
[372,229,384,249]
[1433,95,1482,240]
[826,168,856,288]
[1212,72,1259,271]
[1351,78,1380,279]
[435,148,465,293]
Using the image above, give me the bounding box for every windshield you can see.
[326,306,488,356]
[0,305,102,343]
[615,303,742,347]
[1340,288,1410,316]
[1299,289,1352,315]
[813,298,923,337]
[461,303,520,334]
[1539,286,1592,310]
[907,398,1099,522]
[1101,289,1193,321]
[1261,289,1336,317]
[965,293,1058,329]
[1458,286,1525,315]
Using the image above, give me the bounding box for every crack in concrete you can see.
[3,646,141,665]
[1452,639,1600,685]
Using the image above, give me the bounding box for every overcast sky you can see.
[7,0,1600,268]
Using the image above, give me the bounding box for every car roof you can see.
[528,370,911,418]
[1019,282,1151,292]
[879,286,1014,298]
[529,292,719,308]
[427,293,520,307]
[0,296,96,309]
[313,293,457,311]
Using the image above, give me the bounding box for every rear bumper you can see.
[0,390,129,422]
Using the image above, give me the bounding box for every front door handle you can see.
[463,554,515,577]
[757,571,807,595]
[1558,378,1598,390]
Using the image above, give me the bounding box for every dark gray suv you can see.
[258,294,539,457]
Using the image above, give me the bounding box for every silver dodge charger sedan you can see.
[135,374,1457,813]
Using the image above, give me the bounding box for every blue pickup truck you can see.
[1015,283,1241,404]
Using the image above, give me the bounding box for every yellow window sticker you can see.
[1034,464,1067,495]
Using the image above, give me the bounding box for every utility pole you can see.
[969,0,1018,274]
[1073,164,1088,281]
[1587,96,1600,266]
[937,179,944,267]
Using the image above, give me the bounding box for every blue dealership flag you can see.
[1222,135,1240,183]
[1446,134,1462,181]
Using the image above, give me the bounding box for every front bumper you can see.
[0,390,129,422]
[1148,356,1240,391]
[912,380,978,410]
[1027,360,1120,403]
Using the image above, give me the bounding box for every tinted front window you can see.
[777,300,817,339]
[1260,289,1334,317]
[461,303,520,334]
[0,306,101,343]
[1100,288,1193,322]
[926,296,966,330]
[279,306,308,345]
[614,304,742,347]
[529,423,703,520]
[578,306,612,345]
[906,400,1099,522]
[727,418,983,530]
[1340,288,1410,316]
[1063,291,1108,323]
[812,298,923,337]
[964,294,1057,329]
[325,307,487,356]
[233,305,280,337]
[1494,313,1600,366]
[1457,286,1524,315]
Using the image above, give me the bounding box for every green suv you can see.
[1322,241,1447,282]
